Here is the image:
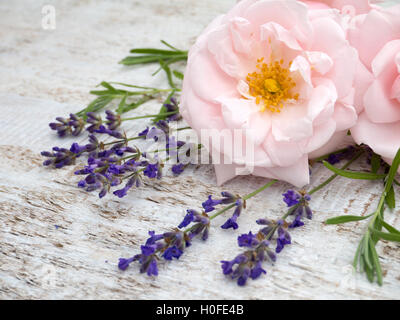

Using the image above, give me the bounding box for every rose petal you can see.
[332,103,357,131]
[243,0,312,43]
[390,75,400,102]
[208,23,254,78]
[351,112,400,160]
[364,79,400,123]
[353,59,374,114]
[189,46,237,102]
[371,40,400,77]
[305,51,333,75]
[260,22,302,50]
[348,9,399,69]
[307,81,337,126]
[263,133,306,167]
[271,102,313,142]
[305,119,337,153]
[253,155,310,187]
[216,97,255,129]
[308,130,349,158]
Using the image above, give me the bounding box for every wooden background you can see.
[0,0,399,300]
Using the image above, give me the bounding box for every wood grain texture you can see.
[0,0,399,300]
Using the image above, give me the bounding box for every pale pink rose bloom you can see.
[180,0,359,187]
[301,0,373,13]
[349,4,400,167]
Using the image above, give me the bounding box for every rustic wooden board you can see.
[0,0,399,300]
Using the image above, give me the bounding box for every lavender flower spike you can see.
[49,113,84,137]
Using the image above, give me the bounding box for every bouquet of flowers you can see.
[41,0,400,287]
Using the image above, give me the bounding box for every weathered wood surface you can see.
[0,0,399,300]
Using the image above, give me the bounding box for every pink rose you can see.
[350,4,400,166]
[180,0,359,187]
[301,0,373,14]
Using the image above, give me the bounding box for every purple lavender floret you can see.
[155,120,170,136]
[327,153,341,165]
[172,163,185,176]
[143,163,158,179]
[41,146,79,168]
[221,199,243,230]
[276,226,291,253]
[184,210,210,241]
[95,125,124,139]
[81,172,120,198]
[166,136,186,156]
[162,246,183,261]
[105,110,121,130]
[178,210,195,229]
[282,190,301,207]
[118,229,189,276]
[327,145,357,165]
[49,113,84,137]
[138,127,149,139]
[283,191,313,228]
[118,257,136,271]
[70,142,87,154]
[86,112,103,133]
[289,213,305,229]
[144,127,166,142]
[202,195,223,213]
[250,262,267,280]
[163,97,182,122]
[202,192,238,214]
[238,232,258,248]
[220,238,273,286]
[113,174,142,198]
[86,134,100,152]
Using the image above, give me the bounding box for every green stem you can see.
[102,136,142,146]
[121,111,178,121]
[210,180,278,221]
[177,126,192,131]
[309,150,364,195]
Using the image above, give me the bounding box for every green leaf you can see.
[370,228,400,242]
[99,81,117,92]
[371,153,381,174]
[77,95,114,118]
[385,185,395,209]
[353,240,362,270]
[119,53,187,66]
[116,93,128,114]
[325,214,373,225]
[159,60,176,89]
[362,235,373,270]
[363,256,374,283]
[107,82,158,90]
[129,48,185,55]
[173,70,184,80]
[384,147,400,195]
[160,40,183,52]
[368,237,383,286]
[323,161,386,180]
[119,55,167,65]
[381,220,400,235]
[120,96,152,114]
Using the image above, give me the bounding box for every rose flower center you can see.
[246,58,299,113]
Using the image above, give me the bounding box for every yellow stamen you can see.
[264,78,280,93]
[246,58,299,113]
